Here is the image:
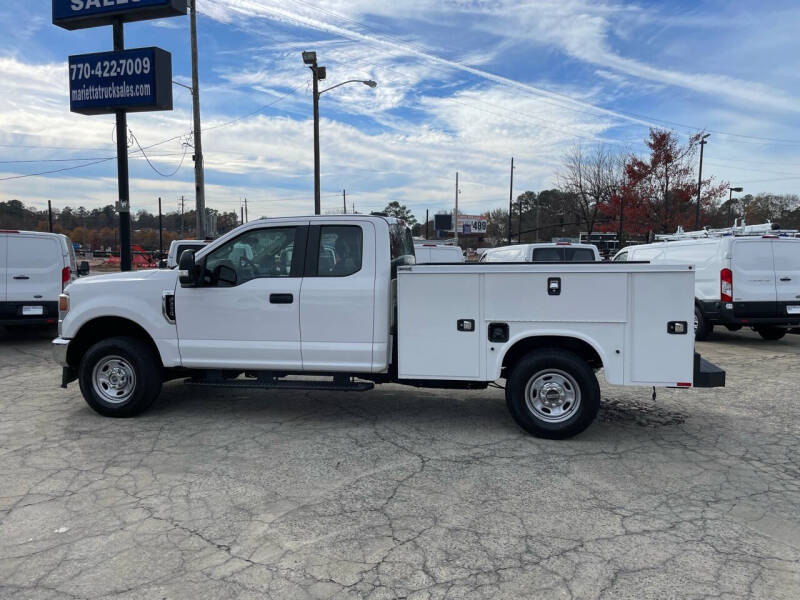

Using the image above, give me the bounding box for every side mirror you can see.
[78,261,90,276]
[215,264,238,286]
[158,259,168,269]
[178,250,202,287]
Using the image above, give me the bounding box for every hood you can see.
[66,268,178,292]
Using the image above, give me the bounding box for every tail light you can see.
[721,268,733,303]
[61,267,71,291]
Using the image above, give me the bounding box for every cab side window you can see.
[317,226,362,277]
[204,227,297,285]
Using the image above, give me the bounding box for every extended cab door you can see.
[773,239,800,317]
[731,239,777,317]
[300,221,376,372]
[175,222,308,369]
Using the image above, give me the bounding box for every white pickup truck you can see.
[53,215,724,439]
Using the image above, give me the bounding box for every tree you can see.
[597,129,727,237]
[559,145,623,236]
[382,201,417,225]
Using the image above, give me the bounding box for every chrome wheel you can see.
[92,355,136,404]
[524,369,581,424]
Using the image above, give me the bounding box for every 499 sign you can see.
[68,47,173,115]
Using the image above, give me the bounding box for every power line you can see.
[128,129,190,177]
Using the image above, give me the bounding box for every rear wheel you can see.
[78,336,162,417]
[694,306,711,341]
[506,349,600,439]
[755,326,787,341]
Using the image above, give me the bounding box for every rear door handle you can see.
[269,293,294,304]
[780,277,792,282]
[13,275,30,280]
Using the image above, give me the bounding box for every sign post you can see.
[54,0,185,271]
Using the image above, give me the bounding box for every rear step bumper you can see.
[693,353,725,388]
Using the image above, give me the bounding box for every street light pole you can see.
[302,51,376,216]
[508,157,514,245]
[695,133,709,228]
[189,0,206,239]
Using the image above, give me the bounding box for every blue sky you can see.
[1,0,799,221]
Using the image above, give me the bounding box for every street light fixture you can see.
[729,186,743,223]
[302,50,377,215]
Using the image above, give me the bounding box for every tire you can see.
[505,349,600,440]
[694,306,711,341]
[78,336,162,417]
[755,326,787,341]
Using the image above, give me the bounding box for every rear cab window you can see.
[390,223,415,271]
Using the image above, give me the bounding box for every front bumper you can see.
[52,337,70,367]
[693,353,725,388]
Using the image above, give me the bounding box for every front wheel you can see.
[755,326,787,341]
[78,336,162,417]
[506,350,600,439]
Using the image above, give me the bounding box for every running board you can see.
[184,376,374,392]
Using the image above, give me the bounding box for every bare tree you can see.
[558,144,624,236]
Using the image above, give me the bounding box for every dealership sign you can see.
[53,0,186,30]
[69,47,173,115]
[457,215,488,235]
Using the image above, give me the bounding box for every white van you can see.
[413,243,465,263]
[1,230,81,327]
[614,235,800,340]
[480,242,601,263]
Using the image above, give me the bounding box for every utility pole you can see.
[343,189,347,214]
[302,52,325,215]
[158,197,163,257]
[454,171,459,248]
[508,157,514,245]
[695,133,710,228]
[535,196,540,242]
[425,209,429,239]
[113,19,132,272]
[189,0,206,239]
[240,204,244,225]
[244,197,248,223]
[180,195,185,234]
[48,201,53,233]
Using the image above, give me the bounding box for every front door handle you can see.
[270,293,294,304]
[13,275,30,280]
[780,277,792,282]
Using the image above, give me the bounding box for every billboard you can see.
[457,215,488,235]
[53,0,187,31]
[69,47,173,115]
[434,214,453,232]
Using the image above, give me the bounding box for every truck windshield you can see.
[389,223,415,270]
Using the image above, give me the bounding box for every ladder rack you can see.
[655,220,798,241]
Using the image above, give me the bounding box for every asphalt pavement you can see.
[0,327,798,599]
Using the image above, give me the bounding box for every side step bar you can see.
[185,373,374,392]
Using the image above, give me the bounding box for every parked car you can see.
[480,242,601,263]
[413,243,464,263]
[53,215,723,439]
[1,229,87,328]
[162,239,211,269]
[614,231,800,340]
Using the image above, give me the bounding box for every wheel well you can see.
[67,317,163,368]
[501,336,603,376]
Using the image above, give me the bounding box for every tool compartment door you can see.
[627,270,695,385]
[397,272,481,379]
